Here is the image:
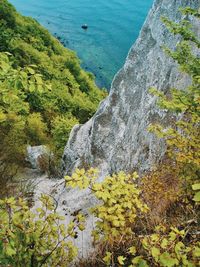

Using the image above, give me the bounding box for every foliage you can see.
[51,115,79,157]
[139,226,200,267]
[66,168,199,267]
[26,113,48,145]
[0,0,106,119]
[108,226,200,267]
[0,4,199,267]
[114,7,200,267]
[192,183,200,202]
[0,0,106,188]
[0,195,85,266]
[148,8,200,202]
[66,169,148,244]
[0,52,50,196]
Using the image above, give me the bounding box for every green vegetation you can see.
[0,4,199,267]
[0,195,85,266]
[66,169,148,243]
[0,0,106,190]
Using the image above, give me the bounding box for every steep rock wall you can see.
[62,0,200,176]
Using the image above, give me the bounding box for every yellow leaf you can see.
[118,256,126,265]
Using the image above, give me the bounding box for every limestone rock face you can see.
[62,0,200,176]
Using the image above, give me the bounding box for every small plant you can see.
[137,225,200,267]
[0,0,106,189]
[148,8,200,192]
[192,183,200,203]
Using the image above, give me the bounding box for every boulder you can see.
[26,145,50,171]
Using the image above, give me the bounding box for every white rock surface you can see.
[33,176,98,259]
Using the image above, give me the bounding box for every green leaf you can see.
[35,75,43,85]
[160,252,179,267]
[132,256,149,267]
[129,246,136,256]
[112,220,120,227]
[161,238,169,249]
[151,247,160,262]
[29,83,35,92]
[193,191,200,202]
[192,183,200,191]
[193,245,200,257]
[103,252,112,265]
[27,67,35,75]
[117,256,126,265]
[5,245,16,257]
[0,112,6,122]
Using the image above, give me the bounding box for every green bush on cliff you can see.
[0,0,106,187]
[0,52,50,193]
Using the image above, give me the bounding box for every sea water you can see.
[10,0,153,89]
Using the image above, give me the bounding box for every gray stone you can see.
[26,145,50,170]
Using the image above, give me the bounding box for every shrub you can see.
[0,195,85,266]
[65,169,148,244]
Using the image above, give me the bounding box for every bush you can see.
[66,169,148,244]
[0,195,85,266]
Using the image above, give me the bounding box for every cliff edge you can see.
[62,0,200,177]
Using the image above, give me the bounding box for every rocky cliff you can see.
[34,0,200,258]
[62,0,200,177]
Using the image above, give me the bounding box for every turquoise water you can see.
[10,0,153,89]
